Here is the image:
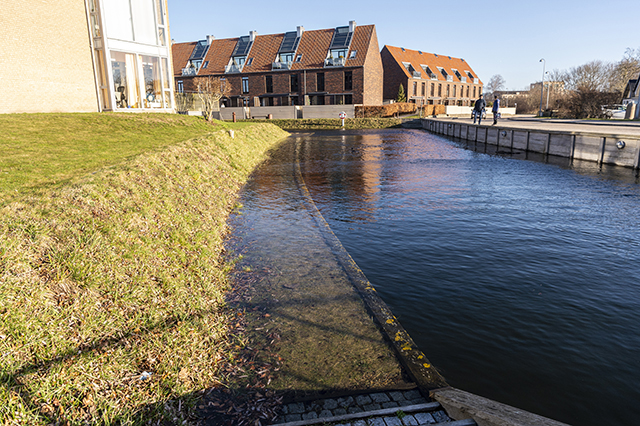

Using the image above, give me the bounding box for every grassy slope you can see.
[0,114,288,425]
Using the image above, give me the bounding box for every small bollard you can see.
[232,112,236,123]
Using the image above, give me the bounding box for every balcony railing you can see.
[473,78,479,84]
[446,75,453,82]
[412,71,421,78]
[460,77,467,83]
[225,63,244,74]
[181,67,197,76]
[324,57,346,67]
[272,61,293,70]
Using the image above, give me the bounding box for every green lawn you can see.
[0,113,288,425]
[0,113,255,205]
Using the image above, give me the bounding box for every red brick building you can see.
[381,45,483,106]
[173,21,383,107]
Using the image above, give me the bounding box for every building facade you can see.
[0,0,175,114]
[380,45,483,106]
[172,21,383,108]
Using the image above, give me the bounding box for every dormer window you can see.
[438,67,448,79]
[421,65,437,80]
[349,50,357,59]
[295,54,302,62]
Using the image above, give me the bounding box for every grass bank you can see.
[0,113,288,424]
[240,117,403,130]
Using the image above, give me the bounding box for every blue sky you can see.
[167,0,639,90]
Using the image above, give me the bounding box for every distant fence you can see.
[423,118,640,169]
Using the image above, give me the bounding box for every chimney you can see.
[206,35,215,45]
[349,20,356,32]
[249,30,257,42]
[297,26,304,38]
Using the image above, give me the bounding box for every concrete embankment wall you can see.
[422,119,640,169]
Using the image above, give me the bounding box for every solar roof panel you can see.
[279,31,300,53]
[190,40,209,60]
[330,26,353,49]
[233,36,253,57]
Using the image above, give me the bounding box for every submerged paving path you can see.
[222,132,571,426]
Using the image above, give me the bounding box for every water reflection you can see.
[294,129,640,426]
[231,128,640,426]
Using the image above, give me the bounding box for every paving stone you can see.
[398,400,415,407]
[280,405,289,414]
[403,390,422,401]
[363,403,382,411]
[349,406,364,414]
[389,391,406,402]
[288,402,305,414]
[382,401,400,409]
[338,396,355,408]
[413,412,436,424]
[356,395,372,406]
[431,411,450,422]
[285,414,302,422]
[409,398,428,405]
[370,392,391,403]
[302,412,318,420]
[402,414,418,426]
[323,398,339,410]
[368,418,386,426]
[383,416,403,426]
[334,408,347,415]
[319,410,333,418]
[353,421,367,426]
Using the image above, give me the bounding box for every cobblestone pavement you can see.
[271,389,476,426]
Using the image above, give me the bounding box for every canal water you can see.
[230,129,640,426]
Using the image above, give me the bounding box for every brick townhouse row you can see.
[172,22,483,108]
[172,21,383,107]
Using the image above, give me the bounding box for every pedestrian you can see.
[492,95,500,125]
[473,94,485,124]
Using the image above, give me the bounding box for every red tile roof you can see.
[172,24,377,77]
[382,45,483,85]
[172,41,197,76]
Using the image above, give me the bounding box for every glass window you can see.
[265,75,273,93]
[453,85,457,97]
[430,83,434,96]
[103,0,134,41]
[162,57,172,108]
[111,51,140,108]
[242,77,249,94]
[317,73,325,92]
[413,81,417,96]
[421,82,425,96]
[154,0,165,26]
[290,74,299,92]
[142,55,162,108]
[131,0,156,44]
[344,71,352,91]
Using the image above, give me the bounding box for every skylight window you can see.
[438,67,449,79]
[279,31,301,53]
[330,26,353,50]
[349,50,357,59]
[190,40,209,60]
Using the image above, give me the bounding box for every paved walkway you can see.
[435,115,640,138]
[273,389,476,426]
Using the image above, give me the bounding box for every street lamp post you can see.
[539,58,545,117]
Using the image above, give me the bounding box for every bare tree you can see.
[564,60,613,92]
[485,74,506,94]
[193,76,232,121]
[609,47,640,92]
